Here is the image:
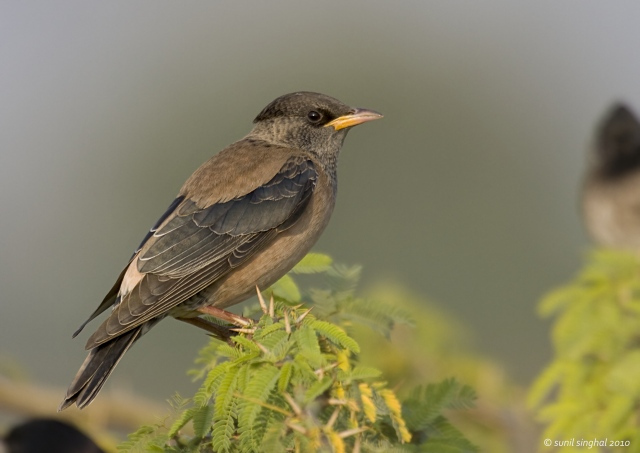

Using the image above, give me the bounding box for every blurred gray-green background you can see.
[2,1,639,403]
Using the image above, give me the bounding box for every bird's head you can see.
[595,104,640,178]
[250,91,382,160]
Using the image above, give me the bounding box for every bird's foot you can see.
[195,306,252,326]
[176,316,236,343]
[182,287,280,342]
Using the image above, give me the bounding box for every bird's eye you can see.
[307,110,323,123]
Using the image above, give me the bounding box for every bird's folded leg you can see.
[176,316,235,343]
[195,306,252,326]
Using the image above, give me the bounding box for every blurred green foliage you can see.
[117,254,479,452]
[529,250,640,451]
[349,285,532,453]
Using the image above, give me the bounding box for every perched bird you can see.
[59,91,382,410]
[582,103,640,249]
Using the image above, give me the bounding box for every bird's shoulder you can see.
[180,138,315,207]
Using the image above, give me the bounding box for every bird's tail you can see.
[58,326,142,411]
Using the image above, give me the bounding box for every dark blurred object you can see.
[2,418,103,453]
[582,103,640,249]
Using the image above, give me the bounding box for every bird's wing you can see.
[83,149,317,349]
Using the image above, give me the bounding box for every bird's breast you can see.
[583,171,640,249]
[202,174,337,308]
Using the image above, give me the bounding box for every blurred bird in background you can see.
[59,91,382,410]
[1,418,104,453]
[582,104,640,249]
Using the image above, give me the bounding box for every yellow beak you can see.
[324,108,383,131]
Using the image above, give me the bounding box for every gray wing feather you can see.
[85,156,316,348]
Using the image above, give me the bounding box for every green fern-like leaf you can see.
[260,420,288,452]
[349,365,383,382]
[212,366,241,452]
[403,379,476,431]
[307,318,360,354]
[118,425,169,453]
[253,321,285,340]
[292,252,333,274]
[232,335,261,352]
[212,399,237,453]
[238,364,280,450]
[304,376,333,403]
[256,328,289,353]
[321,294,413,338]
[192,403,214,439]
[204,361,233,397]
[526,361,563,409]
[295,324,323,369]
[278,362,294,393]
[270,274,301,302]
[327,264,362,291]
[217,343,242,360]
[167,407,195,439]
